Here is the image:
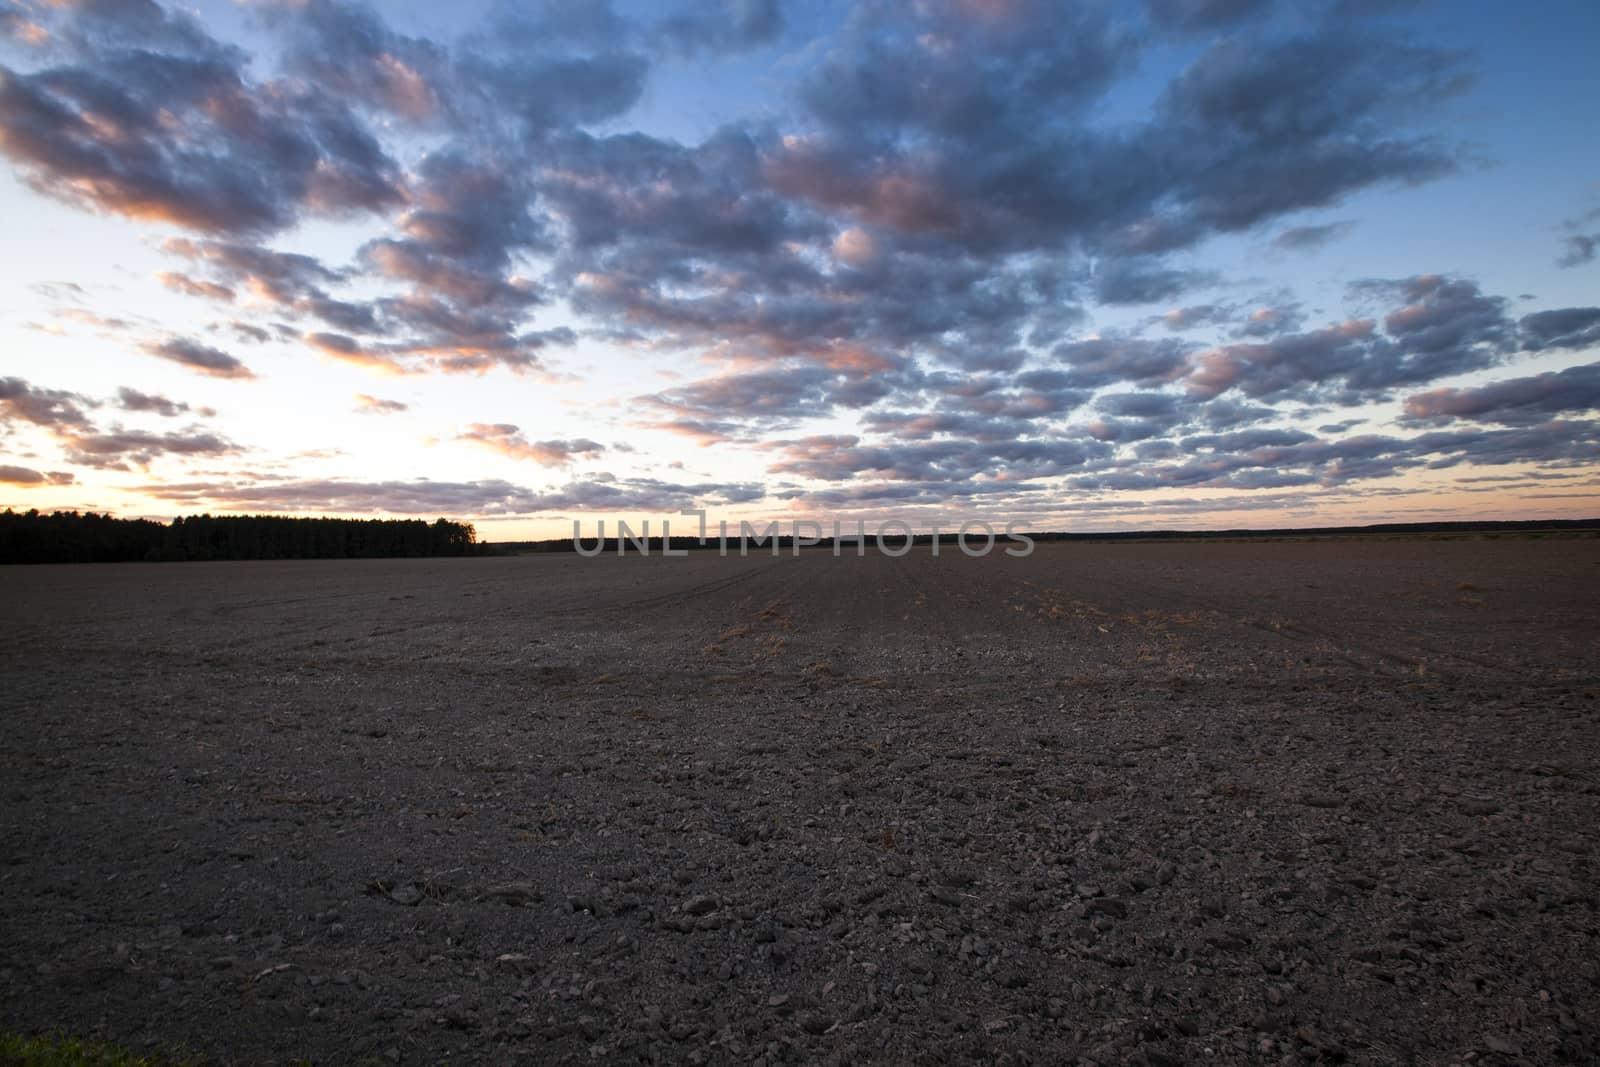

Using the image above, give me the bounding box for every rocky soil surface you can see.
[2,539,1598,1064]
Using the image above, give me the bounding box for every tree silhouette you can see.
[0,510,478,564]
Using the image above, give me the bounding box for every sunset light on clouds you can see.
[1,0,1597,539]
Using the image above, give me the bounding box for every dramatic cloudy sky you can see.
[2,0,1598,538]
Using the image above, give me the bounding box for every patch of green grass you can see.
[0,1032,205,1067]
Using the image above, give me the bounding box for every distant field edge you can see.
[3,514,1597,563]
[491,518,1600,554]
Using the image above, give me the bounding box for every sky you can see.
[1,0,1598,541]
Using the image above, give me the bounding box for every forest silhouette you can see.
[0,509,477,564]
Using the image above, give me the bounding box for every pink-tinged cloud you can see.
[155,271,235,302]
[456,424,606,465]
[1185,319,1375,398]
[354,393,408,415]
[634,418,740,446]
[763,143,961,234]
[831,227,876,265]
[304,332,408,375]
[366,53,444,121]
[0,44,404,235]
[1404,363,1600,424]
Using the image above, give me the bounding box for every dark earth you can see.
[2,538,1598,1065]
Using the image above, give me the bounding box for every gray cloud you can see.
[0,3,403,234]
[1403,363,1600,425]
[4,375,235,472]
[1233,304,1306,338]
[1318,418,1366,434]
[1157,304,1228,331]
[269,0,453,122]
[1560,234,1598,268]
[1145,0,1273,31]
[0,377,96,429]
[225,322,276,344]
[1188,275,1514,401]
[1085,409,1186,443]
[156,157,571,374]
[638,362,901,432]
[1520,307,1600,352]
[1067,420,1600,493]
[0,464,75,486]
[117,387,211,418]
[163,238,345,303]
[1094,259,1217,306]
[657,0,783,56]
[1272,221,1355,251]
[1054,337,1195,390]
[139,477,544,515]
[1102,392,1184,419]
[137,475,764,515]
[64,428,238,470]
[144,338,255,379]
[1331,0,1430,16]
[160,238,380,336]
[766,433,1110,485]
[155,272,235,302]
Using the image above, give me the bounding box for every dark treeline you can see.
[0,509,478,564]
[1021,518,1600,542]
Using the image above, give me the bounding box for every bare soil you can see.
[2,540,1598,1065]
